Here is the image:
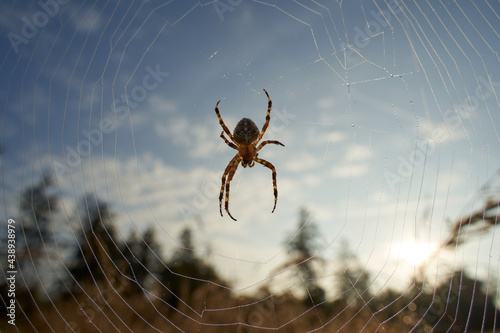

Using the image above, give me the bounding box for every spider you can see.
[215,89,284,221]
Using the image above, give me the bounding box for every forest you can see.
[1,174,498,332]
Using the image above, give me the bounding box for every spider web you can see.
[1,0,499,332]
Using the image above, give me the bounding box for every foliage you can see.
[444,197,500,247]
[283,207,326,306]
[121,226,163,294]
[334,238,372,308]
[159,227,228,311]
[19,173,59,248]
[69,195,121,287]
[1,177,499,332]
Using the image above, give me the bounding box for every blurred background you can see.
[1,0,499,331]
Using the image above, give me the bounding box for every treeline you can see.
[0,175,498,332]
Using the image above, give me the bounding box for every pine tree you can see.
[285,207,326,306]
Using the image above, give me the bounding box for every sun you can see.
[393,241,436,266]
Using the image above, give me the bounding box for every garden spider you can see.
[215,89,284,221]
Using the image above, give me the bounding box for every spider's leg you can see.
[254,89,272,144]
[215,100,237,143]
[255,157,279,213]
[221,131,238,150]
[219,154,240,219]
[256,140,284,151]
[224,157,241,221]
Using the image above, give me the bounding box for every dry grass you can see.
[3,282,416,333]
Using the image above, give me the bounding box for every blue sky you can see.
[1,0,499,295]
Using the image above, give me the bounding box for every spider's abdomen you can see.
[233,118,259,144]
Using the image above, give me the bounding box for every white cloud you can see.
[154,116,188,140]
[148,95,178,115]
[284,151,321,172]
[420,118,465,144]
[345,144,371,161]
[46,152,215,238]
[305,127,348,148]
[326,144,371,178]
[71,6,105,33]
[316,96,337,110]
[154,115,219,158]
[330,163,369,178]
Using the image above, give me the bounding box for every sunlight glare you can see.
[393,241,436,266]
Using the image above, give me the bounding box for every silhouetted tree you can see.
[160,227,225,311]
[171,228,197,264]
[0,174,66,314]
[121,226,163,294]
[19,174,59,249]
[69,195,122,289]
[284,207,326,306]
[444,197,500,247]
[408,270,499,331]
[334,238,371,309]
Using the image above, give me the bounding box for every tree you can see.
[121,226,163,294]
[284,207,326,306]
[409,270,499,331]
[334,238,371,309]
[0,174,66,312]
[159,227,226,311]
[444,197,499,247]
[19,174,59,249]
[69,195,122,289]
[17,174,66,294]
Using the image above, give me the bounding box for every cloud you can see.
[154,115,219,159]
[148,95,178,115]
[345,144,371,161]
[419,118,465,144]
[316,96,338,110]
[305,126,347,147]
[70,5,105,33]
[154,116,188,140]
[329,144,371,178]
[284,151,321,172]
[330,163,369,178]
[43,152,214,236]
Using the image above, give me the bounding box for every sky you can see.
[1,0,499,296]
